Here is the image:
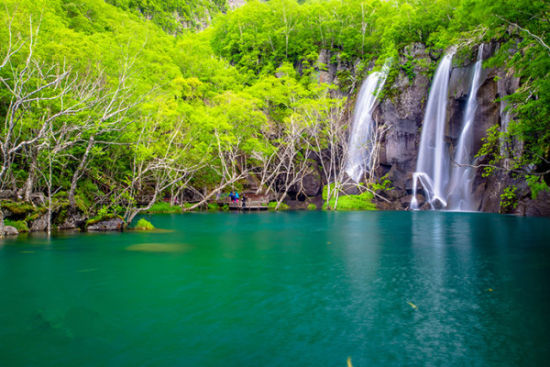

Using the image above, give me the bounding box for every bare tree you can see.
[184,130,251,211]
[269,116,315,209]
[66,55,141,208]
[302,97,349,209]
[111,118,206,225]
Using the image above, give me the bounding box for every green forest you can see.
[0,0,548,231]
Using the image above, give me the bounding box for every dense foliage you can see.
[105,0,227,33]
[0,0,548,229]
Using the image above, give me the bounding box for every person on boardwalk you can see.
[235,192,240,203]
[242,194,247,208]
[229,192,235,202]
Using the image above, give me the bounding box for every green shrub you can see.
[500,186,518,212]
[526,175,549,200]
[53,191,68,199]
[207,203,219,211]
[323,191,377,211]
[146,202,182,214]
[307,203,317,210]
[322,184,336,200]
[4,219,30,233]
[267,201,289,210]
[134,218,155,231]
[370,174,394,192]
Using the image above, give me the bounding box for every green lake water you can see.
[1,211,549,366]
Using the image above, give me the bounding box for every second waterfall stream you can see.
[446,45,484,211]
[411,46,484,210]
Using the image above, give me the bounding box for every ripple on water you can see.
[125,243,190,253]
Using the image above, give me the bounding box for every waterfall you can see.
[410,51,455,210]
[447,45,484,211]
[345,64,389,183]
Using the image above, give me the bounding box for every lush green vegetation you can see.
[322,184,376,210]
[323,191,377,211]
[4,219,30,233]
[268,201,289,210]
[0,0,548,231]
[105,0,227,33]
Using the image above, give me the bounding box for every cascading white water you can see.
[446,45,484,211]
[345,64,389,183]
[410,51,455,210]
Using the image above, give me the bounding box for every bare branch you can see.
[497,15,550,54]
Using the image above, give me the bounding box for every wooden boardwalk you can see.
[228,201,268,211]
[216,192,270,211]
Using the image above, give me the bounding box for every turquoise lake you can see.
[1,211,549,366]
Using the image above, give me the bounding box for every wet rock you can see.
[375,43,431,198]
[285,200,309,210]
[516,191,550,217]
[381,187,406,201]
[449,65,473,100]
[473,70,500,154]
[87,217,124,232]
[59,209,86,231]
[301,173,321,197]
[376,200,398,211]
[30,214,48,232]
[3,225,18,236]
[419,202,431,211]
[401,194,424,209]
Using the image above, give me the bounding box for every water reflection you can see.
[1,212,549,366]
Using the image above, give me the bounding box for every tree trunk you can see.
[47,158,52,236]
[275,191,287,210]
[23,153,36,202]
[0,209,4,239]
[125,190,158,227]
[69,136,95,208]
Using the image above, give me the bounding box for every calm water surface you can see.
[1,211,549,366]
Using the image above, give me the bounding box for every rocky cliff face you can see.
[284,43,547,215]
[227,0,246,10]
[363,43,548,215]
[375,43,432,209]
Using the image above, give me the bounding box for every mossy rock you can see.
[134,218,155,231]
[86,213,123,227]
[86,214,125,232]
[24,207,48,223]
[1,200,35,216]
[4,219,30,233]
[307,203,317,211]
